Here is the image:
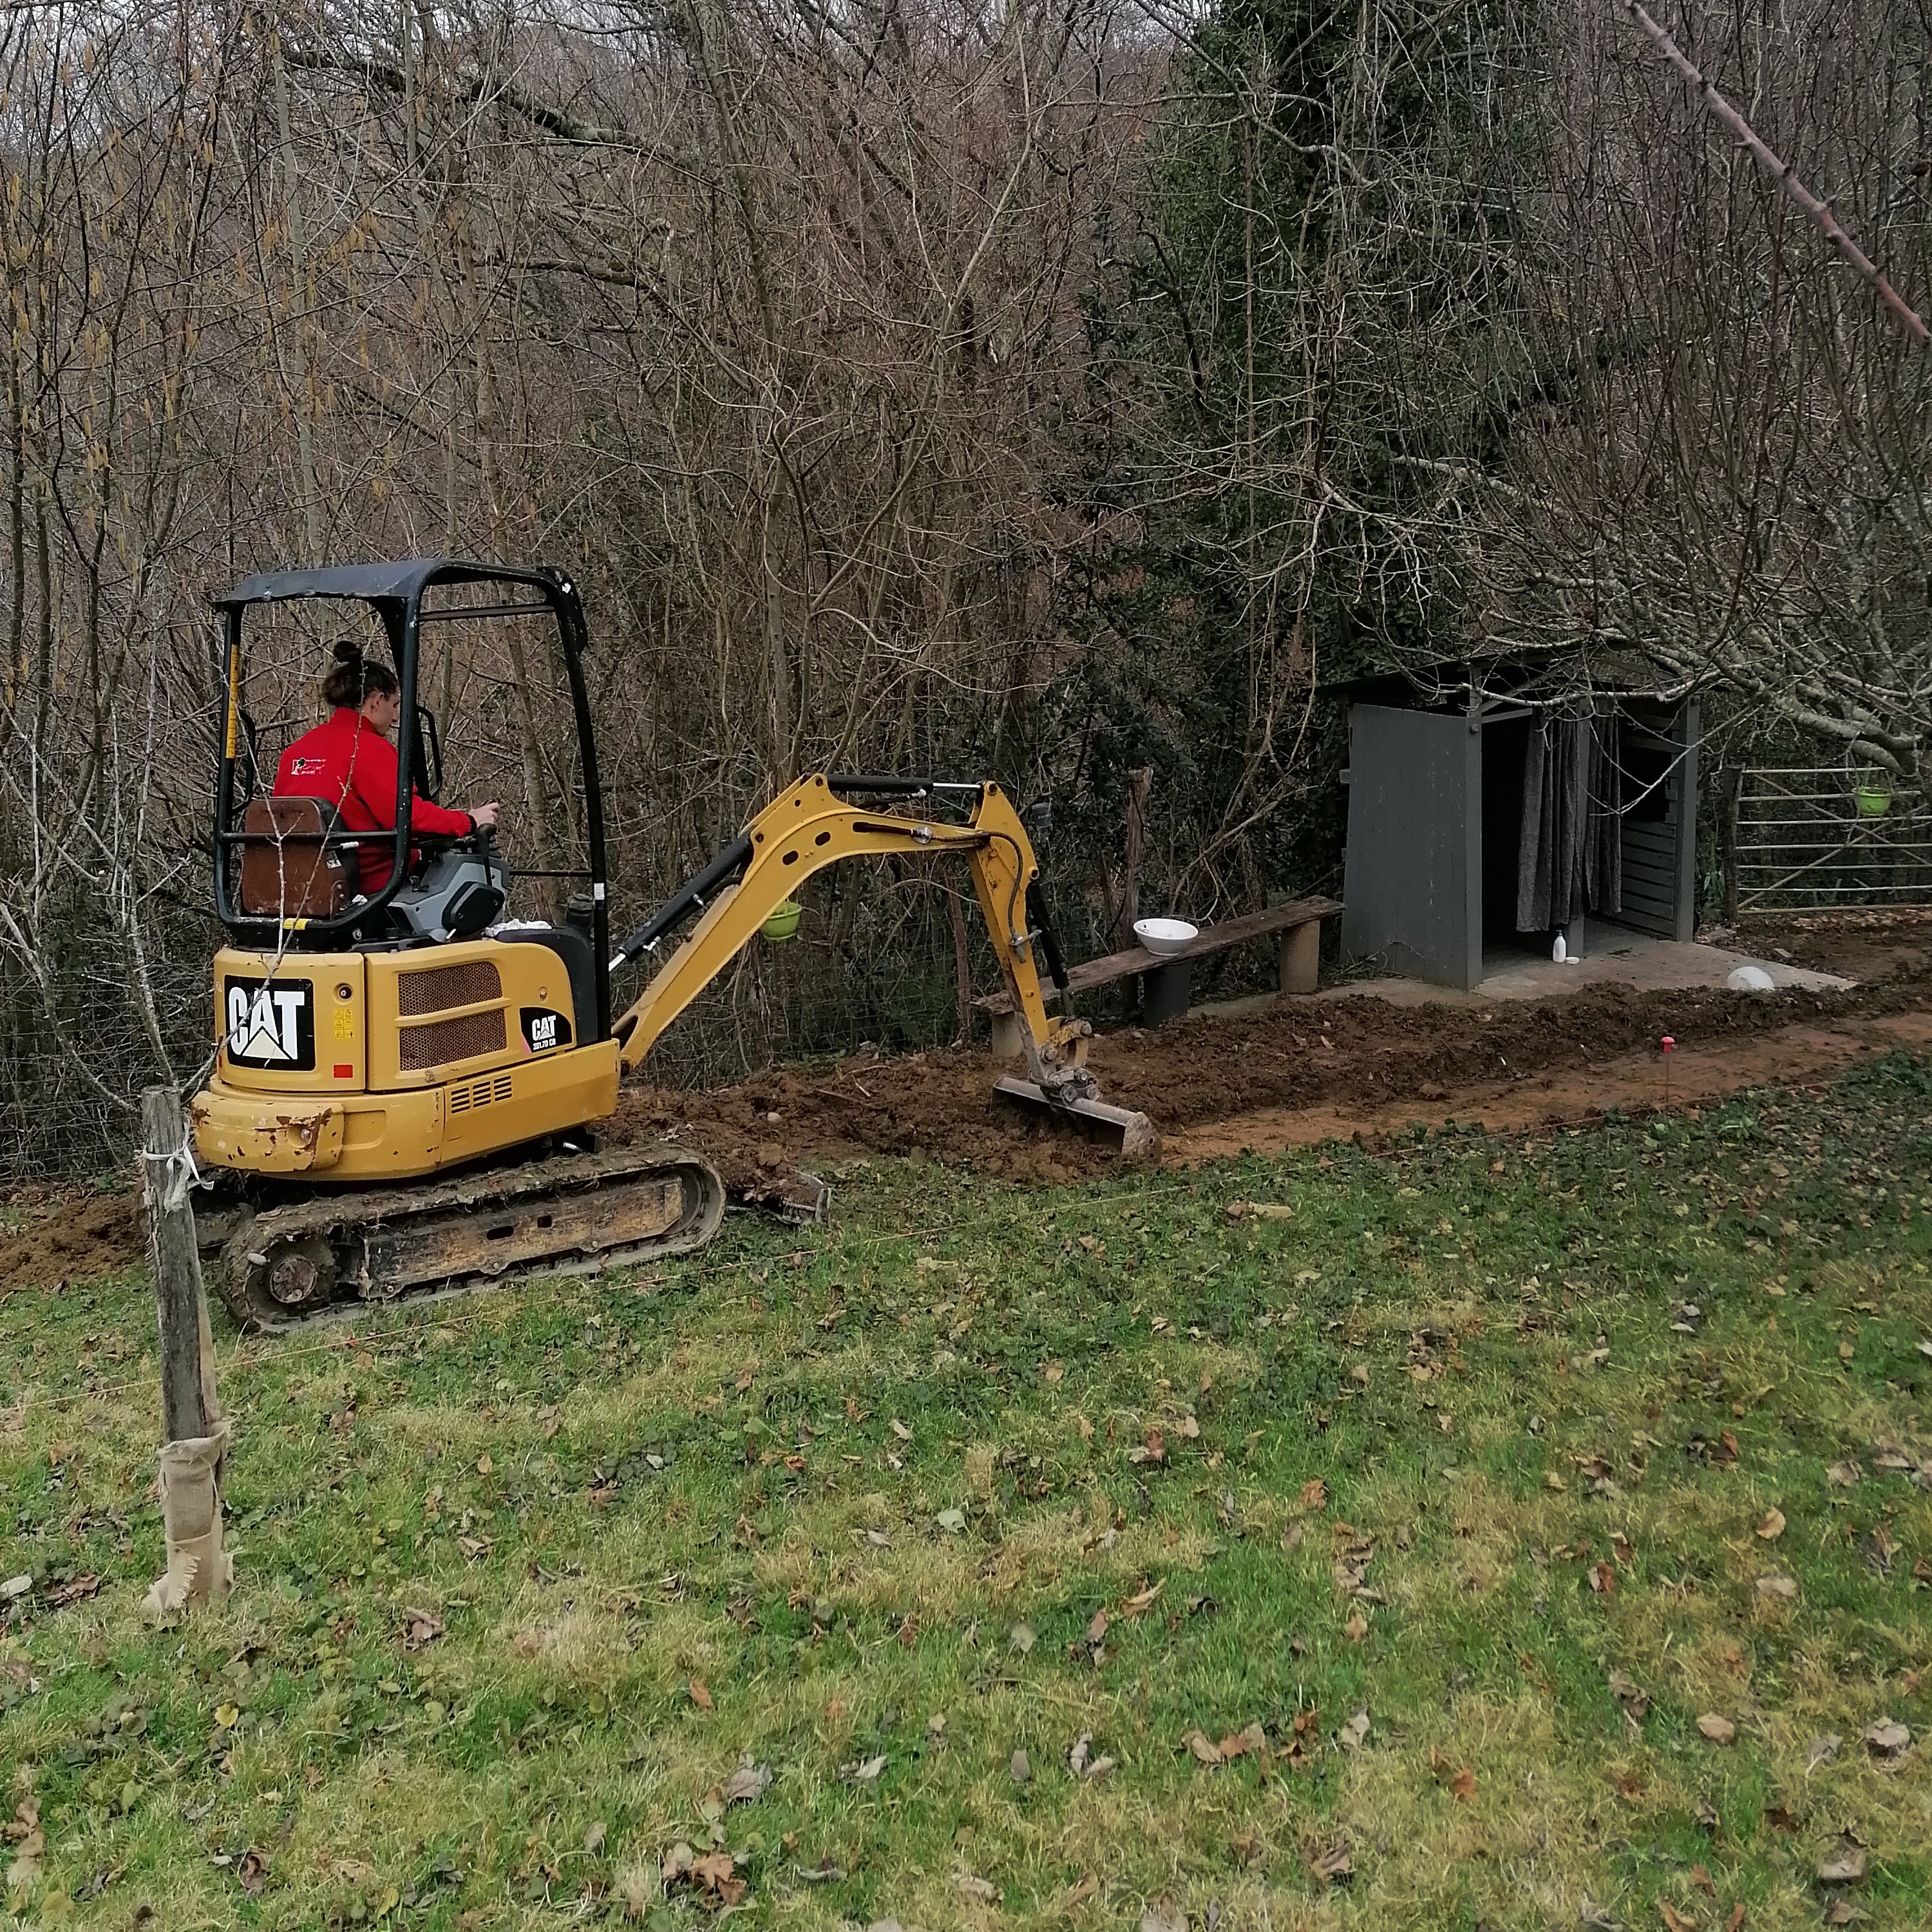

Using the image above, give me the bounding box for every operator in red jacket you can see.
[275,641,498,893]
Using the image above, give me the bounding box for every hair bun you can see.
[331,639,364,666]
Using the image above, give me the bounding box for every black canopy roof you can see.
[218,558,562,609]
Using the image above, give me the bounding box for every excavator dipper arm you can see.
[608,775,1133,1132]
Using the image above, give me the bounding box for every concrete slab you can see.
[1316,927,1851,1010]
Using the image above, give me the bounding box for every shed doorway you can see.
[1340,670,1700,991]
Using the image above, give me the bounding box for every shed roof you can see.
[1323,640,1700,714]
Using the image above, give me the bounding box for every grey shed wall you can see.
[1341,703,1482,989]
[1615,698,1700,942]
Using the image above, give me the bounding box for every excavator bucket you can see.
[993,1077,1159,1158]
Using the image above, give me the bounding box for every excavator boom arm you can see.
[610,775,1084,1092]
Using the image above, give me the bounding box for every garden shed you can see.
[1335,651,1701,990]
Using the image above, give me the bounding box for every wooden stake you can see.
[142,1086,220,1444]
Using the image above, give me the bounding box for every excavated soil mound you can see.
[0,1189,144,1296]
[616,968,1932,1184]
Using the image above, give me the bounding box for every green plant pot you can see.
[761,899,802,943]
[1856,786,1891,819]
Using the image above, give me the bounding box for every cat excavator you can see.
[191,558,1153,1332]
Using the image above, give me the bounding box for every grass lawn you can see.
[3,1056,1931,1931]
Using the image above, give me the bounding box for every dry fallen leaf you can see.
[1343,1608,1368,1643]
[690,1850,744,1906]
[1140,1897,1188,1932]
[954,1871,997,1902]
[401,1607,444,1650]
[687,1678,714,1712]
[1826,1460,1862,1486]
[1298,1477,1329,1511]
[1186,1731,1224,1766]
[1689,1865,1714,1896]
[1696,1714,1737,1745]
[1818,1843,1867,1884]
[582,1821,606,1856]
[723,1757,772,1804]
[1806,1734,1842,1772]
[1754,1572,1798,1598]
[1121,1578,1165,1616]
[1754,1508,1785,1540]
[1609,1669,1651,1718]
[1725,1906,1745,1932]
[1861,1718,1910,1760]
[1449,1766,1477,1801]
[1061,1871,1101,1909]
[1588,1560,1618,1595]
[1307,1835,1352,1884]
[1658,1902,1696,1932]
[237,1848,269,1897]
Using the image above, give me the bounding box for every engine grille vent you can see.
[400,1009,506,1070]
[397,960,502,1016]
[448,1072,515,1115]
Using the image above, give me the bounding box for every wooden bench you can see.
[978,895,1341,1056]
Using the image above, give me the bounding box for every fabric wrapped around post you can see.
[1517,715,1593,932]
[142,1421,233,1618]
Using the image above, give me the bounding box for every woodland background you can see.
[2,0,1929,1170]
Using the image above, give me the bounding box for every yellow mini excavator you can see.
[191,558,1152,1331]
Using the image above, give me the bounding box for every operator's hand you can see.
[469,802,501,832]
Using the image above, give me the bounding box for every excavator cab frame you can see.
[212,558,614,1037]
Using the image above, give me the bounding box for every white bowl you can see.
[1134,916,1198,958]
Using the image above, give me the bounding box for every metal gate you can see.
[1734,767,1932,910]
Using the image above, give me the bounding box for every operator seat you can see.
[237,797,357,919]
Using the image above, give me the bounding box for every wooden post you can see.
[141,1085,231,1615]
[1279,919,1320,996]
[143,1086,220,1443]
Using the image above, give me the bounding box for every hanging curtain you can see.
[1516,714,1591,931]
[1519,707,1625,929]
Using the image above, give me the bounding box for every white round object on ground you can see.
[1134,916,1198,958]
[1727,965,1776,992]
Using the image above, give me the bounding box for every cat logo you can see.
[224,977,316,1070]
[520,1006,572,1054]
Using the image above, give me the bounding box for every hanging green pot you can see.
[1855,782,1891,819]
[761,898,802,943]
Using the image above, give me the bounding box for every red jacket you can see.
[275,707,473,891]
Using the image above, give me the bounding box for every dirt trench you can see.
[614,965,1932,1188]
[8,924,1932,1295]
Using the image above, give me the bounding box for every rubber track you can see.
[216,1144,726,1335]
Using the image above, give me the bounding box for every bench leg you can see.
[1279,920,1319,996]
[1142,960,1191,1026]
[989,1010,1025,1061]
